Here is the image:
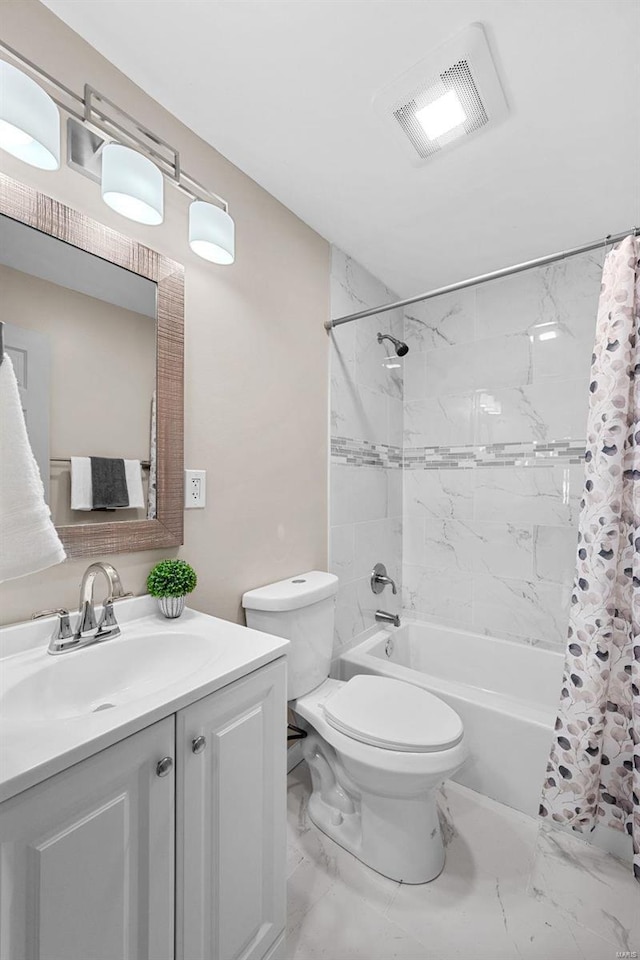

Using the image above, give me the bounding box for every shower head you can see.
[377,332,409,357]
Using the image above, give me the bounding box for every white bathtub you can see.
[339,621,564,817]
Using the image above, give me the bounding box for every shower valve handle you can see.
[371,563,398,595]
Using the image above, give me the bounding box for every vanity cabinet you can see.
[176,660,286,960]
[0,659,286,960]
[0,717,175,960]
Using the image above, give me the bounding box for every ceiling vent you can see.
[373,23,508,164]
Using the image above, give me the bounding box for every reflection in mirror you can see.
[0,213,157,527]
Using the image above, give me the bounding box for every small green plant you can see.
[147,559,197,598]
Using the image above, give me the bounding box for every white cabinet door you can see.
[0,717,175,960]
[176,659,287,960]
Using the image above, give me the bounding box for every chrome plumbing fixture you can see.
[375,610,401,627]
[377,332,409,356]
[33,561,132,655]
[371,562,398,595]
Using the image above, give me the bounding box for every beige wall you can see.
[0,0,329,626]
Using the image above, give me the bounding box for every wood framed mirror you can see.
[0,173,184,558]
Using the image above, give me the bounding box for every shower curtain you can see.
[539,235,639,881]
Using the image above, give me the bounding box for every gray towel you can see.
[90,457,129,509]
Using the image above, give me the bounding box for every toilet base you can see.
[303,734,446,884]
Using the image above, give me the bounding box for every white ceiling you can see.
[43,0,640,298]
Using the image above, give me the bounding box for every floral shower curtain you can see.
[539,235,639,881]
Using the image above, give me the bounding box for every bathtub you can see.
[339,621,564,818]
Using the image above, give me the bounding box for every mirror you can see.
[1,213,157,526]
[0,173,184,558]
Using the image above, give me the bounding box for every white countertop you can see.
[0,596,288,804]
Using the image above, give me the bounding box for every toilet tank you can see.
[242,571,339,700]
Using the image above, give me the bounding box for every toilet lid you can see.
[323,675,463,752]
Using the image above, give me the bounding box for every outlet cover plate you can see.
[184,469,206,509]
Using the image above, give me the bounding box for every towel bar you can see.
[50,457,151,470]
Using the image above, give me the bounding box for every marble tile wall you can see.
[330,249,403,652]
[402,251,603,646]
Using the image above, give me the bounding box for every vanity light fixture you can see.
[0,41,235,262]
[0,60,60,170]
[101,143,164,225]
[189,200,235,264]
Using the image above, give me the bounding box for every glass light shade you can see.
[189,201,235,264]
[101,143,164,225]
[0,60,60,170]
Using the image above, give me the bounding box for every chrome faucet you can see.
[375,610,401,627]
[371,562,397,595]
[33,562,132,655]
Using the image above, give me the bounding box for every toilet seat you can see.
[322,675,463,753]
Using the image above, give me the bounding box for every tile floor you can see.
[286,763,639,960]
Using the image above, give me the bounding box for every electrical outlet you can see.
[184,469,206,509]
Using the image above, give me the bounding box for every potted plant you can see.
[147,559,197,618]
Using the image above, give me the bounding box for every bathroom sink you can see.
[0,595,289,804]
[0,631,218,721]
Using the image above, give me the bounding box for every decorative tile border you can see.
[404,439,586,469]
[331,436,586,469]
[331,437,403,468]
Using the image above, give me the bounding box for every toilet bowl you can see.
[242,572,467,884]
[294,676,466,882]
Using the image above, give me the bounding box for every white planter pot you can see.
[158,596,185,619]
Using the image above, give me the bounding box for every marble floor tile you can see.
[528,825,640,952]
[286,766,636,960]
[286,884,430,960]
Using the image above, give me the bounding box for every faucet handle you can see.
[32,608,74,644]
[95,593,131,638]
[371,563,398,596]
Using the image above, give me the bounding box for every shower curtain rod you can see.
[325,226,639,330]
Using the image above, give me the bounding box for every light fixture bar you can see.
[84,84,181,182]
[0,39,228,213]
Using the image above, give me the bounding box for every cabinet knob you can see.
[192,735,206,754]
[156,756,173,777]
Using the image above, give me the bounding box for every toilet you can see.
[242,571,467,884]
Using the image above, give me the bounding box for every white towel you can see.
[70,456,92,510]
[124,460,144,509]
[71,457,144,510]
[0,355,66,583]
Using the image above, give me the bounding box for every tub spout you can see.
[375,610,401,627]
